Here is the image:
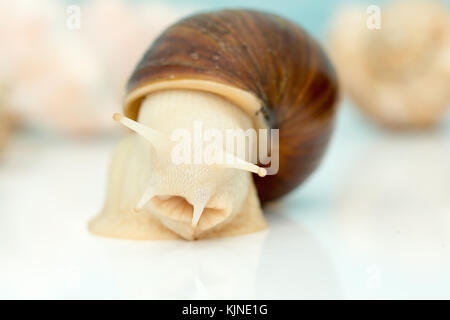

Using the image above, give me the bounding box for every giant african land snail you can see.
[89,9,338,240]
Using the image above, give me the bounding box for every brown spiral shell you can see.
[124,9,339,203]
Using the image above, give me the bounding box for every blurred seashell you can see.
[329,0,450,129]
[0,0,186,137]
[83,0,186,105]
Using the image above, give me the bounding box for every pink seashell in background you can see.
[0,0,187,138]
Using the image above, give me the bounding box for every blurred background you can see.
[0,0,449,299]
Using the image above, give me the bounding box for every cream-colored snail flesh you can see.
[89,9,338,240]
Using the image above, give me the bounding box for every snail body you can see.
[89,9,338,240]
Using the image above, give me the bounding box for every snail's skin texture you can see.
[89,9,338,240]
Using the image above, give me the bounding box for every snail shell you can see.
[90,9,338,240]
[124,9,338,202]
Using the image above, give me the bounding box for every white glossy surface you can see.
[1,104,449,299]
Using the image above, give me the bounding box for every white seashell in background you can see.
[329,0,450,129]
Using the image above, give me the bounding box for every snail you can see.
[89,9,338,240]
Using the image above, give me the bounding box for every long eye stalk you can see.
[113,113,169,150]
[219,152,267,177]
[113,112,267,178]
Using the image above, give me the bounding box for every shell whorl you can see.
[125,9,339,203]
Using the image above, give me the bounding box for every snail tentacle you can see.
[135,185,157,211]
[219,152,267,177]
[192,198,209,227]
[113,113,170,153]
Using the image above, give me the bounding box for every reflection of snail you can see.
[330,0,450,128]
[86,215,339,299]
[89,9,338,240]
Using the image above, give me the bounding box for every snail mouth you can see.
[150,195,229,230]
